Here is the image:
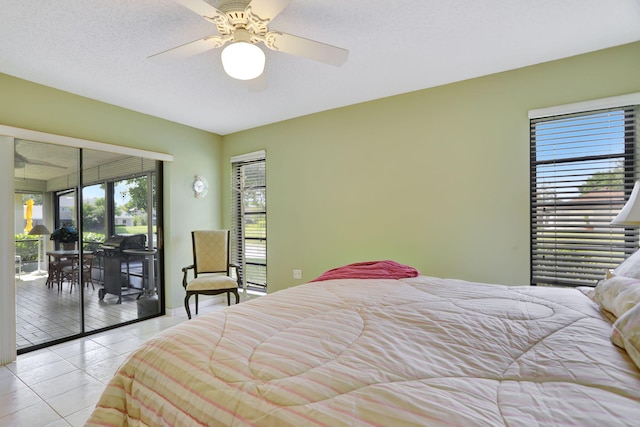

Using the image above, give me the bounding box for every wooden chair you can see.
[47,253,73,291]
[61,253,95,293]
[182,230,240,319]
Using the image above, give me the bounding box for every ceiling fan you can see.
[14,140,66,169]
[150,0,349,80]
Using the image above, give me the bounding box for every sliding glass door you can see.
[14,140,164,352]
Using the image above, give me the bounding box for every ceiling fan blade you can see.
[264,32,348,66]
[14,152,66,169]
[148,36,229,62]
[172,0,223,18]
[25,159,67,169]
[246,0,291,22]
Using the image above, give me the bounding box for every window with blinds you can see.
[231,154,266,292]
[530,106,638,287]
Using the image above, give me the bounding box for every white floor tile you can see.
[0,401,63,426]
[89,330,138,347]
[84,354,129,384]
[5,350,65,376]
[64,404,96,427]
[44,419,73,427]
[29,369,102,400]
[15,359,78,388]
[49,339,106,359]
[64,345,121,370]
[0,368,27,398]
[0,387,42,418]
[106,335,150,354]
[4,304,227,425]
[46,380,106,417]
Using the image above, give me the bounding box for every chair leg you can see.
[83,270,95,289]
[184,293,192,319]
[57,267,63,292]
[227,291,231,306]
[195,294,199,315]
[45,268,55,289]
[233,289,239,304]
[69,267,79,293]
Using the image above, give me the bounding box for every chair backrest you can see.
[82,253,94,271]
[192,230,230,275]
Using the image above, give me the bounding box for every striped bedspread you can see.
[86,276,640,426]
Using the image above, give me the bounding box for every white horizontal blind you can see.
[48,156,157,192]
[530,106,638,287]
[231,154,266,291]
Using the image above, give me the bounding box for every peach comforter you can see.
[86,276,640,426]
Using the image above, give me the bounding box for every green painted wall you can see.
[2,41,639,304]
[0,74,223,310]
[222,41,640,292]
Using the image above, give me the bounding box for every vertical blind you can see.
[231,156,267,291]
[530,106,638,287]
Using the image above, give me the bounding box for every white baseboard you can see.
[165,294,227,317]
[165,289,265,317]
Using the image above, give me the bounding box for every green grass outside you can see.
[114,226,156,235]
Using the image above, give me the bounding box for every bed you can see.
[86,261,640,426]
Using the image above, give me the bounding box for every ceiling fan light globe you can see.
[221,42,265,80]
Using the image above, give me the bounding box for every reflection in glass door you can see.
[85,166,162,331]
[15,141,82,349]
[15,140,164,353]
[81,149,163,331]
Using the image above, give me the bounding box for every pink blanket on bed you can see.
[310,260,419,282]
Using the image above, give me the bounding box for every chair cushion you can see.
[187,275,237,291]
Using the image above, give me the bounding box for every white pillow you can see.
[594,275,640,318]
[613,249,640,279]
[611,302,640,370]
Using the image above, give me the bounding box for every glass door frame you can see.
[14,143,166,354]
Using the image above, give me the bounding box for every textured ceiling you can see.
[1,0,639,135]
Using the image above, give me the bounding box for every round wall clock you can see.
[192,175,208,198]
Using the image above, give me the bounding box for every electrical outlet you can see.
[293,269,302,280]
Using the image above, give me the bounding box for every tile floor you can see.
[1,305,226,426]
[16,269,148,351]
